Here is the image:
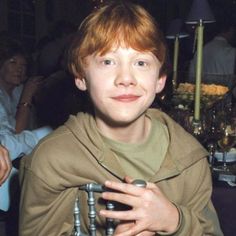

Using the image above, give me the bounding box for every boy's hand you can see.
[115,221,155,236]
[100,176,179,236]
[0,145,12,185]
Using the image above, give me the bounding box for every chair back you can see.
[73,183,115,236]
[73,180,146,236]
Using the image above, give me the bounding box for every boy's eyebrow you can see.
[98,50,154,56]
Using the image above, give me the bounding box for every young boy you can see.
[19,1,222,236]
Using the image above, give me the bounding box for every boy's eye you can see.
[135,60,148,67]
[102,59,115,65]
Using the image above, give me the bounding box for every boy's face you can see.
[75,46,166,127]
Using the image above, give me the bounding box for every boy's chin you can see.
[98,111,146,128]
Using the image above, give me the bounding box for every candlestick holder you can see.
[185,0,215,121]
[166,18,189,91]
[191,119,205,140]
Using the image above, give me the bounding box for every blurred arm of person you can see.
[0,99,52,161]
[15,76,44,133]
[0,144,11,185]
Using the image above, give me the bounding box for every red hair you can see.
[68,1,167,77]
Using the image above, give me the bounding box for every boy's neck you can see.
[96,115,151,144]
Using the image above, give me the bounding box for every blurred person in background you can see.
[188,17,236,87]
[36,20,77,77]
[0,36,52,235]
[0,145,11,186]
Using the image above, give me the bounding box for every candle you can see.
[172,36,179,90]
[194,20,204,121]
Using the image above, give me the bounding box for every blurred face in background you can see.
[0,54,27,88]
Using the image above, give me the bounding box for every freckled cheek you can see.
[138,73,158,86]
[88,83,106,100]
[136,69,159,78]
[144,81,159,98]
[88,72,115,90]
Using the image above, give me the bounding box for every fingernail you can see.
[99,210,105,216]
[105,180,111,185]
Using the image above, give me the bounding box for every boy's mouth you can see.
[112,94,140,102]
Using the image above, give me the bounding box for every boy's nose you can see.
[115,66,137,87]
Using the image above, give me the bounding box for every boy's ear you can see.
[155,75,167,93]
[75,77,87,91]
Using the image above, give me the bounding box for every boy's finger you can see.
[115,223,146,236]
[102,191,139,207]
[100,209,136,221]
[124,176,134,184]
[104,180,145,196]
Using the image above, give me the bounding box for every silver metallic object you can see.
[73,180,146,236]
[131,179,147,188]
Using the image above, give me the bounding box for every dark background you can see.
[0,0,235,54]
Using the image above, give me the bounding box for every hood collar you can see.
[65,110,208,181]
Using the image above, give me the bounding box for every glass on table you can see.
[213,117,236,173]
